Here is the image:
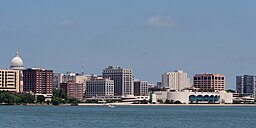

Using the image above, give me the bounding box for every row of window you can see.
[194,77,224,80]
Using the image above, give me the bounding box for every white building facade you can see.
[162,70,191,91]
[86,76,114,98]
[154,90,233,104]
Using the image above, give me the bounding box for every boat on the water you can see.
[107,104,115,108]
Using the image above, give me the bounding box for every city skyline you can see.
[1,1,256,89]
[0,49,254,90]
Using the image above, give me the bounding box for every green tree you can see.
[164,99,174,104]
[141,99,148,104]
[36,95,45,103]
[20,93,35,104]
[46,100,50,105]
[53,88,68,100]
[226,89,236,93]
[174,100,182,104]
[0,92,21,105]
[51,97,64,105]
[68,97,79,106]
[157,99,163,104]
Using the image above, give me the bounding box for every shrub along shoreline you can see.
[0,89,80,106]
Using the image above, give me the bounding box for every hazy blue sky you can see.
[1,0,256,89]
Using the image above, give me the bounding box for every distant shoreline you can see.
[1,103,256,107]
[77,103,256,107]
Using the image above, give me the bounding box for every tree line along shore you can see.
[1,89,256,106]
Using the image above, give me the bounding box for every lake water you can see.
[0,106,255,128]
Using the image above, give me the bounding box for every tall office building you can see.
[134,81,149,96]
[23,68,53,94]
[162,70,191,91]
[86,75,114,98]
[52,73,63,89]
[236,75,256,94]
[193,73,225,91]
[0,69,20,92]
[102,66,134,96]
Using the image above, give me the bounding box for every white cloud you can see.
[58,20,73,27]
[146,16,177,28]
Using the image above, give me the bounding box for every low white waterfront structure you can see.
[154,90,233,104]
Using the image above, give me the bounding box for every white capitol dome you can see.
[10,50,25,70]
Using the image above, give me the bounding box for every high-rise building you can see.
[162,70,191,91]
[134,81,149,96]
[102,66,134,96]
[193,73,225,91]
[62,72,76,83]
[52,73,63,89]
[60,81,85,100]
[86,75,114,98]
[23,68,53,94]
[156,81,162,88]
[236,75,256,94]
[0,69,20,92]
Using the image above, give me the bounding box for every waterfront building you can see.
[10,50,25,92]
[236,75,256,94]
[23,68,53,94]
[154,90,233,104]
[156,81,162,88]
[102,66,134,96]
[86,75,114,98]
[134,81,149,96]
[162,70,191,91]
[0,69,20,92]
[62,72,87,84]
[62,72,76,83]
[10,50,25,70]
[193,73,225,91]
[60,81,84,100]
[52,73,63,89]
[53,72,87,93]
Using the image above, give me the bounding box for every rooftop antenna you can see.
[16,49,19,57]
[81,66,85,75]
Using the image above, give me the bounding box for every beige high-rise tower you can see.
[162,70,191,91]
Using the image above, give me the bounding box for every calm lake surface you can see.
[0,106,255,128]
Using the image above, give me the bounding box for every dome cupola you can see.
[10,49,25,70]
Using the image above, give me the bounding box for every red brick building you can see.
[193,73,225,91]
[23,68,53,94]
[60,81,84,100]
